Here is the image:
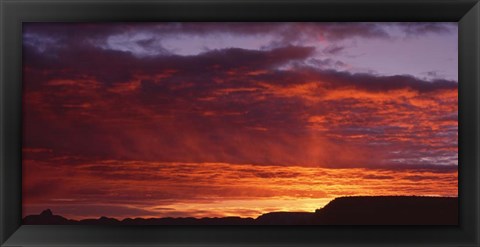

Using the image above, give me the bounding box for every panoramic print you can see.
[22,22,458,225]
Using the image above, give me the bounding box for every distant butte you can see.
[23,196,458,225]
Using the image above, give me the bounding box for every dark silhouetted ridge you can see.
[23,196,457,225]
[23,209,76,225]
[256,212,313,225]
[313,196,458,225]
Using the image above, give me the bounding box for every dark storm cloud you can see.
[254,67,457,93]
[319,71,458,92]
[24,22,391,46]
[24,39,315,85]
[24,22,455,57]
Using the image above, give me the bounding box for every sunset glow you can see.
[22,23,458,220]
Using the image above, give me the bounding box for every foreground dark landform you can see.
[23,196,458,225]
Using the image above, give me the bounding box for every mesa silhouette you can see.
[23,196,458,225]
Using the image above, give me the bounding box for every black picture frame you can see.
[1,0,479,246]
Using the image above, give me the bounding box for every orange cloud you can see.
[23,159,457,219]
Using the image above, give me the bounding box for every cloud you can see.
[24,22,455,57]
[24,41,315,85]
[362,175,394,180]
[395,23,456,37]
[256,68,457,93]
[23,160,458,219]
[322,45,345,55]
[24,23,391,47]
[22,37,457,169]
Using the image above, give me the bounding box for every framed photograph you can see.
[1,0,479,246]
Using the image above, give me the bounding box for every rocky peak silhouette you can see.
[40,209,53,216]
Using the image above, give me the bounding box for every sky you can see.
[22,22,458,220]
